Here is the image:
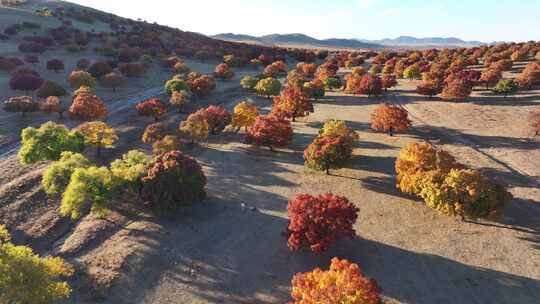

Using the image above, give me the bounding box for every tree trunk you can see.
[268,145,274,152]
[388,127,394,137]
[96,145,102,157]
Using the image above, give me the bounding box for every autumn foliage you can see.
[68,93,107,120]
[345,74,382,97]
[3,95,40,116]
[271,87,313,122]
[187,75,216,97]
[197,105,232,134]
[370,103,412,135]
[214,63,234,79]
[0,225,74,304]
[179,112,210,143]
[136,98,167,121]
[76,121,118,156]
[231,100,260,132]
[142,122,169,144]
[289,257,381,304]
[246,115,293,151]
[286,193,359,253]
[141,150,207,211]
[395,142,511,219]
[255,77,281,98]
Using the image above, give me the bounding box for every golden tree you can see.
[0,225,74,304]
[231,100,260,132]
[290,258,381,304]
[395,142,461,196]
[179,112,209,143]
[76,121,118,156]
[370,103,412,136]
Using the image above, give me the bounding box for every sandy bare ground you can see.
[0,6,539,300]
[1,63,539,303]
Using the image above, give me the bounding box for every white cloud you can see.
[358,0,377,9]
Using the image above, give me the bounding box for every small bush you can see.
[245,115,293,151]
[0,225,74,304]
[87,61,113,78]
[271,87,313,121]
[169,90,191,111]
[165,77,188,95]
[3,95,40,116]
[110,150,149,190]
[68,93,107,120]
[46,59,65,72]
[76,121,118,156]
[198,105,232,134]
[152,135,182,155]
[136,98,167,121]
[42,152,91,197]
[141,151,206,211]
[142,122,169,144]
[492,79,519,97]
[304,135,353,175]
[214,63,234,79]
[18,121,85,165]
[119,62,147,77]
[370,103,412,135]
[188,75,216,97]
[41,96,64,118]
[37,80,66,98]
[231,100,259,132]
[255,77,281,98]
[68,70,96,88]
[100,72,125,91]
[286,193,359,253]
[60,166,115,219]
[179,112,209,143]
[9,73,43,93]
[240,75,258,90]
[395,142,461,196]
[290,257,380,304]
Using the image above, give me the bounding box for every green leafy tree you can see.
[240,75,258,90]
[60,166,115,220]
[165,77,188,95]
[492,79,519,97]
[42,152,91,197]
[255,77,281,98]
[18,121,85,165]
[110,150,149,191]
[0,225,74,304]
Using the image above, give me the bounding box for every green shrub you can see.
[255,77,281,98]
[240,75,258,90]
[165,77,188,95]
[60,166,115,219]
[110,150,149,190]
[304,135,353,175]
[42,152,91,197]
[18,121,86,165]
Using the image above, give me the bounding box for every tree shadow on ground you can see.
[99,199,540,304]
[470,92,540,106]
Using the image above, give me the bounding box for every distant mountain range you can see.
[212,33,488,50]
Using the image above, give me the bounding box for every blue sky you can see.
[71,0,540,42]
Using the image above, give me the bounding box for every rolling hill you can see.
[212,33,488,49]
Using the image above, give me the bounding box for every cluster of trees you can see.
[395,142,513,219]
